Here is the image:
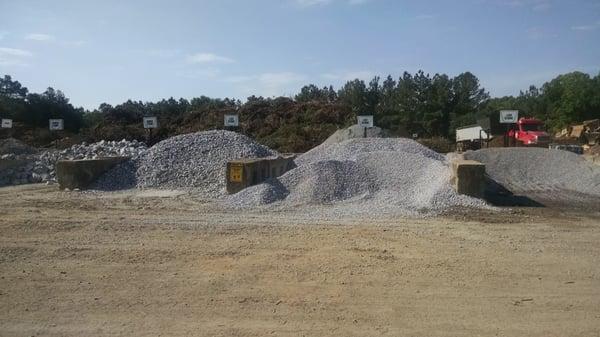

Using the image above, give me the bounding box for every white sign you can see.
[357,115,374,128]
[500,110,519,124]
[224,114,239,127]
[1,119,12,128]
[143,117,158,129]
[49,119,64,131]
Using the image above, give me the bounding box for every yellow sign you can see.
[229,164,243,183]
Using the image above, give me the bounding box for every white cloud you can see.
[490,0,552,11]
[0,47,33,66]
[186,52,234,64]
[224,72,306,97]
[25,33,55,42]
[571,24,599,31]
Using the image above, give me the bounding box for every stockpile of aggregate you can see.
[0,138,38,156]
[322,124,391,146]
[0,139,147,187]
[227,138,487,217]
[464,148,600,197]
[126,130,279,196]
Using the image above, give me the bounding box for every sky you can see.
[1,0,599,110]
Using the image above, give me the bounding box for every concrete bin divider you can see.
[55,157,129,190]
[450,159,486,198]
[226,155,296,194]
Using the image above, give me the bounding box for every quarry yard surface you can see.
[2,184,600,337]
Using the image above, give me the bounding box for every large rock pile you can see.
[227,138,486,216]
[0,139,147,187]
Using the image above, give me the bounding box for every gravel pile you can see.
[131,130,279,196]
[228,138,486,217]
[322,124,391,146]
[0,139,147,187]
[464,148,600,197]
[0,138,38,156]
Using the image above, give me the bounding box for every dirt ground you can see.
[1,184,600,337]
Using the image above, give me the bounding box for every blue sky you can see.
[1,0,599,110]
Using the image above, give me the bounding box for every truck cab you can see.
[508,118,550,146]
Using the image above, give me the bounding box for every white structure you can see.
[49,119,64,131]
[224,114,239,127]
[143,117,158,129]
[1,119,12,128]
[500,110,519,124]
[357,115,374,128]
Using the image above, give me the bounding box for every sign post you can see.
[49,119,64,131]
[1,119,12,129]
[1,118,12,137]
[499,110,519,147]
[143,117,158,144]
[224,114,239,131]
[357,115,374,138]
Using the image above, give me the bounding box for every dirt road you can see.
[1,184,599,336]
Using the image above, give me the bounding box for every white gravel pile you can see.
[322,124,391,146]
[228,138,487,217]
[134,130,279,196]
[464,148,600,197]
[0,139,147,187]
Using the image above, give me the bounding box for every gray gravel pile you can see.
[322,124,391,146]
[464,148,600,197]
[0,138,38,156]
[134,130,279,196]
[228,138,486,216]
[0,139,147,187]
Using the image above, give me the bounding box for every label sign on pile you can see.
[500,110,519,124]
[49,119,64,130]
[1,119,12,128]
[224,114,239,127]
[357,115,374,128]
[229,164,244,183]
[143,117,158,129]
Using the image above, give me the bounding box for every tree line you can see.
[1,71,599,151]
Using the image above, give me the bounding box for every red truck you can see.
[456,116,551,151]
[507,118,551,146]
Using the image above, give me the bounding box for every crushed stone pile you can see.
[122,130,279,196]
[0,139,147,187]
[322,124,391,146]
[0,138,38,156]
[227,138,487,217]
[464,148,600,197]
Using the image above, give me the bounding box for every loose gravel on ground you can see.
[464,147,600,197]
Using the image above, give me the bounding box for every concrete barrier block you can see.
[226,155,296,194]
[451,159,486,198]
[56,157,128,190]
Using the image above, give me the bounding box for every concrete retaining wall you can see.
[226,155,296,194]
[450,159,486,198]
[56,157,128,190]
